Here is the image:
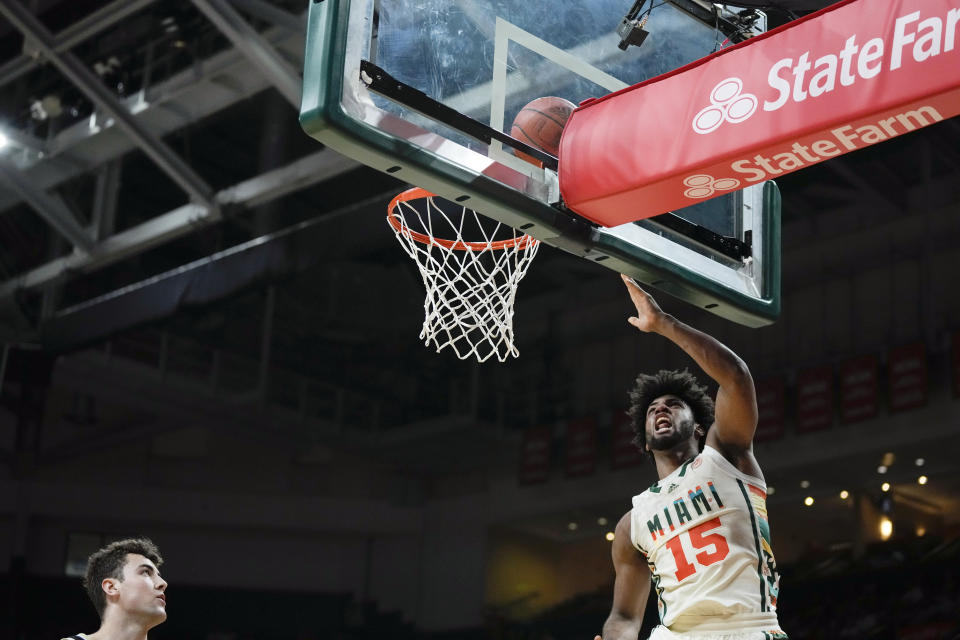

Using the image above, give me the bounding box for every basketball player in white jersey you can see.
[596,276,786,640]
[62,538,167,640]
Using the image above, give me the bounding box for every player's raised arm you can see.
[595,512,651,640]
[620,275,758,453]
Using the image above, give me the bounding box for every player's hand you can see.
[594,635,603,640]
[621,274,667,333]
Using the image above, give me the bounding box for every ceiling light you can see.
[879,517,893,540]
[567,522,578,531]
[915,457,925,467]
[597,516,608,526]
[29,100,49,121]
[605,531,615,541]
[804,496,814,506]
[916,526,926,537]
[881,452,895,466]
[881,482,891,492]
[877,465,888,474]
[839,490,849,500]
[40,95,63,118]
[918,475,928,485]
[800,480,810,488]
[767,485,776,495]
[0,131,8,149]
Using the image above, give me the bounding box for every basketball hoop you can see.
[387,188,540,362]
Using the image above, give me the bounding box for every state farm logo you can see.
[692,77,758,134]
[683,174,740,199]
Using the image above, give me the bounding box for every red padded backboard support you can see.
[559,0,960,227]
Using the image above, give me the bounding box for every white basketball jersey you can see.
[630,446,782,633]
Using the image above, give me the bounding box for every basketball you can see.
[510,96,576,166]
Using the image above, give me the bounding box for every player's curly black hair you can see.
[626,369,715,457]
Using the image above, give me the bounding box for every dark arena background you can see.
[1,1,959,639]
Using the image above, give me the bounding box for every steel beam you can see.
[0,0,158,89]
[230,0,304,32]
[39,187,392,352]
[0,202,215,298]
[0,17,305,213]
[218,149,355,209]
[0,1,216,208]
[0,149,359,299]
[0,162,94,252]
[0,128,45,155]
[190,0,302,107]
[90,160,122,241]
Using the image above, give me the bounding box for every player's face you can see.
[109,554,167,625]
[645,394,698,451]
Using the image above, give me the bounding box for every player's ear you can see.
[102,577,119,596]
[694,425,705,437]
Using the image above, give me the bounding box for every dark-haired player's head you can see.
[83,537,166,626]
[627,369,715,459]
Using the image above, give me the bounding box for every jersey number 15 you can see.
[664,517,730,581]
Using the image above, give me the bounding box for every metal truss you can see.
[0,160,93,252]
[0,1,217,208]
[0,20,305,211]
[190,0,302,107]
[0,150,359,299]
[0,0,159,89]
[0,0,337,312]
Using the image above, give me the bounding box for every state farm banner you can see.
[559,0,960,226]
[888,342,927,412]
[840,355,879,423]
[565,417,598,478]
[610,411,644,469]
[755,378,785,443]
[518,426,552,485]
[796,366,833,433]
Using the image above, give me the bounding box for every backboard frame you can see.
[299,0,781,327]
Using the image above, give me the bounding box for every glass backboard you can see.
[300,0,780,326]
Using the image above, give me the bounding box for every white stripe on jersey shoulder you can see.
[700,445,766,490]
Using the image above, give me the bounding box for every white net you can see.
[387,188,540,362]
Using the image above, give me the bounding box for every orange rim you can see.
[387,188,538,251]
